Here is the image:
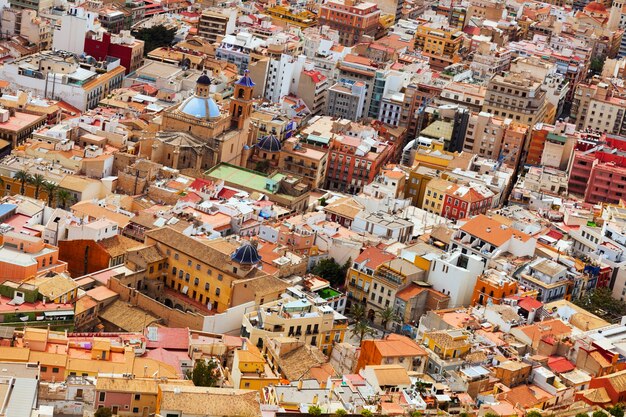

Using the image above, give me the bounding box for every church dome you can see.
[179,95,221,119]
[197,73,212,85]
[257,134,281,152]
[231,242,262,265]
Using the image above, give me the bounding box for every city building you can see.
[318,0,381,46]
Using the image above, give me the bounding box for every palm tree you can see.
[56,189,73,209]
[42,182,58,207]
[29,174,46,200]
[350,320,375,344]
[350,302,366,323]
[13,170,31,195]
[377,307,401,337]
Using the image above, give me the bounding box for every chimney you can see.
[297,379,303,390]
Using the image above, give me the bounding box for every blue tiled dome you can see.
[236,70,255,87]
[179,96,221,119]
[257,134,281,152]
[231,243,262,265]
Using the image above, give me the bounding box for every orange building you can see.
[0,232,67,282]
[471,271,518,306]
[355,334,428,373]
[527,125,549,166]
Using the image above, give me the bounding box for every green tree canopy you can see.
[308,406,322,416]
[312,258,350,288]
[350,320,376,344]
[593,411,608,417]
[609,405,625,417]
[574,288,626,322]
[527,411,543,417]
[335,409,347,417]
[361,410,373,417]
[186,359,219,387]
[133,25,177,56]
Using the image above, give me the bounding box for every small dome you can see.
[236,70,255,87]
[257,134,281,152]
[231,243,262,265]
[179,96,221,119]
[197,73,212,85]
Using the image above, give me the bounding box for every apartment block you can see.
[414,23,465,70]
[318,0,381,46]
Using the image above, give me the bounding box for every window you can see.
[218,274,223,281]
[134,394,141,400]
[187,260,192,267]
[216,288,221,296]
[196,264,201,271]
[52,368,59,373]
[99,392,105,402]
[185,273,190,282]
[194,278,199,286]
[205,283,210,291]
[133,408,139,413]
[174,253,179,260]
[41,366,47,372]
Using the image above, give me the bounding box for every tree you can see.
[485,413,499,417]
[95,408,113,417]
[574,288,626,322]
[312,258,350,288]
[185,359,219,387]
[410,411,423,417]
[335,409,347,417]
[42,181,58,207]
[133,25,177,56]
[14,170,31,195]
[590,57,606,74]
[254,160,270,173]
[576,413,590,417]
[361,410,373,417]
[350,320,376,344]
[527,411,543,417]
[609,405,625,417]
[56,189,73,209]
[308,406,322,416]
[593,411,608,417]
[29,174,46,200]
[377,307,401,337]
[350,302,366,323]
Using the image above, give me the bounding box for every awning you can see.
[44,311,74,317]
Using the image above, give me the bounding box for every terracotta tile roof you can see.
[500,384,552,409]
[354,246,396,270]
[459,214,532,246]
[517,319,571,342]
[158,385,260,416]
[547,356,575,373]
[595,368,626,392]
[371,334,427,358]
[517,297,543,311]
[395,283,427,301]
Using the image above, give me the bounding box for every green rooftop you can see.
[317,287,341,299]
[547,132,567,143]
[205,163,285,194]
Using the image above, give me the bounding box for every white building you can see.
[264,54,307,103]
[52,7,101,55]
[428,250,485,308]
[351,211,414,243]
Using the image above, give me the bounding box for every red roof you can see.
[354,246,395,270]
[144,327,190,350]
[179,192,202,203]
[189,178,214,192]
[303,69,327,84]
[548,356,575,373]
[218,187,239,199]
[546,230,564,240]
[518,297,543,311]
